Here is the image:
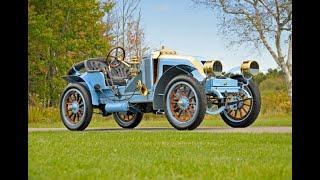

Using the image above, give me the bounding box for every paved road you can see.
[28,126,291,133]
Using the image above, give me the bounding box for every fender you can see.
[62,71,107,105]
[67,61,85,75]
[153,65,195,110]
[62,75,85,83]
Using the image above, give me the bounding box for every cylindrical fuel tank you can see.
[104,102,129,113]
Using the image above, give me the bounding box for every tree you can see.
[193,0,292,99]
[253,72,266,86]
[106,0,148,60]
[28,0,113,107]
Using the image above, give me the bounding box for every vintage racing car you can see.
[60,46,261,130]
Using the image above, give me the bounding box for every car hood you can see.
[158,54,205,74]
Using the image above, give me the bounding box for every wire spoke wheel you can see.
[219,76,261,128]
[224,91,253,121]
[168,82,197,122]
[60,83,93,131]
[164,75,206,130]
[63,89,85,125]
[116,111,137,122]
[113,110,143,129]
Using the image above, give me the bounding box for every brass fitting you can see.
[130,56,140,77]
[136,80,148,96]
[203,60,223,76]
[240,60,259,76]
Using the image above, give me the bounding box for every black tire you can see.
[59,83,93,131]
[163,75,207,130]
[220,76,261,127]
[113,111,143,128]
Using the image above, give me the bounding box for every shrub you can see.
[28,106,61,123]
[259,77,287,92]
[260,90,291,115]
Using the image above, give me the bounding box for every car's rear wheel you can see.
[164,75,207,130]
[60,83,93,131]
[113,111,143,128]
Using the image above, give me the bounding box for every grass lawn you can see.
[29,131,291,179]
[28,112,292,128]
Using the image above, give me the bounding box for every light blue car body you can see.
[65,50,244,114]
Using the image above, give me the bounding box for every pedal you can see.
[156,110,165,115]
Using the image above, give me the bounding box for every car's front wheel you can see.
[220,76,261,127]
[164,75,207,130]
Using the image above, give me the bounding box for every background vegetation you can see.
[28,0,115,107]
[28,0,146,107]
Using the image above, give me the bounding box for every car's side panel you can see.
[142,56,153,90]
[157,58,206,82]
[79,71,107,105]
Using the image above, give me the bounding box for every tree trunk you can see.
[278,56,292,101]
[47,46,54,107]
[283,70,292,101]
[286,34,292,101]
[261,32,292,101]
[287,79,292,102]
[287,34,292,75]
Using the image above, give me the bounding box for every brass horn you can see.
[136,80,148,96]
[240,60,259,76]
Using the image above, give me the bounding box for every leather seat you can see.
[68,58,129,86]
[84,58,108,71]
[106,63,130,86]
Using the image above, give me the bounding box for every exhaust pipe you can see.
[105,102,129,113]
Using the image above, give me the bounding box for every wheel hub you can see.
[229,95,243,110]
[177,96,189,110]
[167,81,198,123]
[71,102,79,114]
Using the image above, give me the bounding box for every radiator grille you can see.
[144,58,152,89]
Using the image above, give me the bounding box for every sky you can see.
[138,0,279,72]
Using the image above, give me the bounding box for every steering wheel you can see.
[106,47,126,68]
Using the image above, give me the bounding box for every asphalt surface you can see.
[28,126,291,133]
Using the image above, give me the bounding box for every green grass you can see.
[29,131,291,179]
[28,112,292,128]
